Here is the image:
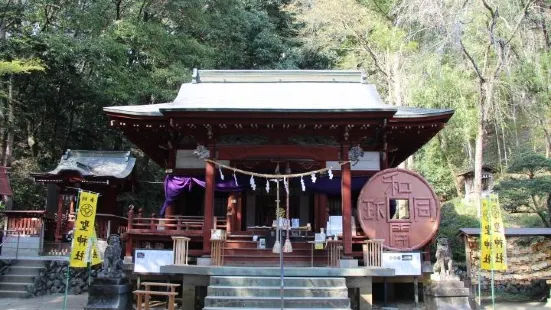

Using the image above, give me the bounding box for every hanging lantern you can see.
[266,179,270,193]
[233,172,238,186]
[311,173,317,183]
[219,165,224,180]
[301,176,305,191]
[328,168,333,179]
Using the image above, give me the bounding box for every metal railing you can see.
[0,230,22,259]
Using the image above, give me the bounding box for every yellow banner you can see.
[70,191,102,267]
[480,194,507,271]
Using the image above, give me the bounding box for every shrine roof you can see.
[31,150,136,180]
[103,69,453,119]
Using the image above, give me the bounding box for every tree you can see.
[496,152,551,227]
[458,0,535,204]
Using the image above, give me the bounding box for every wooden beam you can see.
[203,160,215,254]
[218,145,340,161]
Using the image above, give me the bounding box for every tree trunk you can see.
[2,75,14,167]
[473,82,489,205]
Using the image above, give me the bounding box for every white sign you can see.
[382,252,421,276]
[134,249,174,273]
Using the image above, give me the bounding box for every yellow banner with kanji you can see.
[480,194,507,271]
[69,191,102,267]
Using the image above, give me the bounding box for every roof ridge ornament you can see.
[192,68,199,84]
[193,144,210,159]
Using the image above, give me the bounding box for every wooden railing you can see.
[363,239,384,267]
[96,213,128,239]
[126,209,225,235]
[1,210,46,236]
[123,207,227,257]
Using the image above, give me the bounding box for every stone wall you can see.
[465,235,550,297]
[27,260,100,297]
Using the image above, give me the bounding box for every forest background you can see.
[2,0,551,262]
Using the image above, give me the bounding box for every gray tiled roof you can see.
[103,70,453,118]
[34,150,135,179]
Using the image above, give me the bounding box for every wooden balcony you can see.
[123,208,227,257]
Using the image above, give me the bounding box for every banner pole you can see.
[477,198,482,308]
[63,190,81,310]
[489,196,496,310]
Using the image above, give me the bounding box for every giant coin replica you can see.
[357,168,440,251]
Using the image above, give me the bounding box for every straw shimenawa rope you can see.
[204,159,350,179]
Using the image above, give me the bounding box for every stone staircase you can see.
[203,275,352,310]
[0,260,43,298]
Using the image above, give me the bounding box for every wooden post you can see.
[164,203,174,218]
[314,193,320,231]
[203,160,215,254]
[319,193,328,231]
[226,194,235,233]
[54,194,64,242]
[235,192,242,232]
[341,161,352,255]
[125,208,134,257]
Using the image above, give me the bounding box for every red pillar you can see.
[341,162,352,256]
[203,160,215,254]
[125,207,134,257]
[164,203,174,218]
[54,194,64,242]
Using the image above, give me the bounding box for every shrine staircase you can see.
[0,259,43,298]
[223,234,327,267]
[203,275,351,310]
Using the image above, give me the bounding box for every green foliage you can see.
[495,152,551,227]
[437,200,479,263]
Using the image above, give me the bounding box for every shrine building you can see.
[103,69,453,308]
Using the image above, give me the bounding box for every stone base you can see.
[84,278,132,310]
[197,257,211,266]
[424,280,472,310]
[339,259,359,268]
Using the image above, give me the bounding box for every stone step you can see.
[208,286,348,298]
[224,261,321,267]
[0,282,31,291]
[6,266,42,276]
[204,308,351,310]
[0,289,29,298]
[210,276,346,288]
[204,296,350,308]
[0,275,36,283]
[12,259,46,268]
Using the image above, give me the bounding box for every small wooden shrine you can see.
[104,69,453,267]
[1,150,136,256]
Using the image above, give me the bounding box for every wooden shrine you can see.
[104,69,454,266]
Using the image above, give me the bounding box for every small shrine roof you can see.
[32,150,136,180]
[459,228,551,237]
[104,69,453,119]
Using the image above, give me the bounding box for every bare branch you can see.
[460,39,486,82]
[504,0,536,45]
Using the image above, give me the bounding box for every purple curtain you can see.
[160,174,370,215]
[160,175,247,215]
